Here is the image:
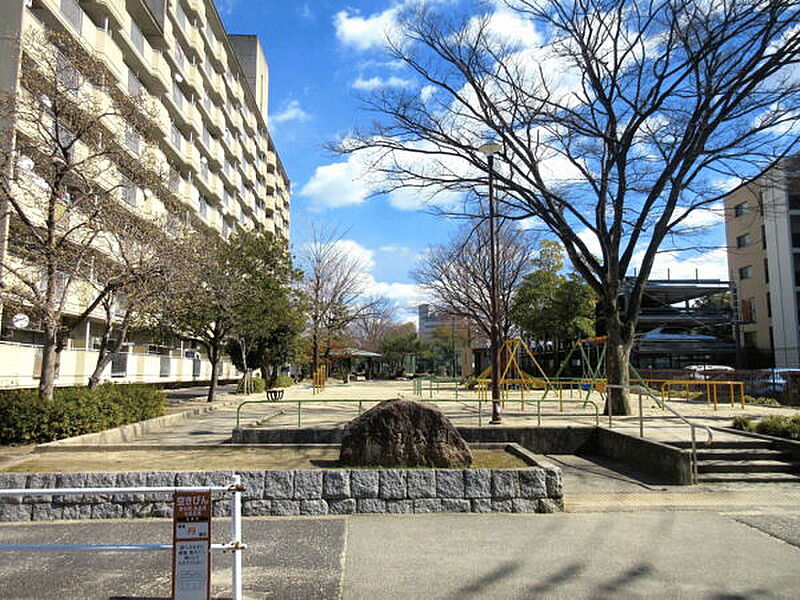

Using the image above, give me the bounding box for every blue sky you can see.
[217,0,730,322]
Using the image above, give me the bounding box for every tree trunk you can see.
[207,345,220,403]
[269,363,278,388]
[311,331,320,379]
[605,316,633,416]
[38,322,58,401]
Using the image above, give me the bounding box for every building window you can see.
[767,292,772,318]
[741,298,755,322]
[762,224,767,249]
[789,178,800,210]
[736,233,751,248]
[734,202,748,217]
[764,258,769,283]
[743,331,757,348]
[739,265,753,280]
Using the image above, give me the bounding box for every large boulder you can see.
[339,398,473,468]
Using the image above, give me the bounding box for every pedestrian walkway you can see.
[1,511,798,599]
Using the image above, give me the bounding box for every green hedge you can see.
[731,415,800,441]
[0,384,166,445]
[274,375,294,388]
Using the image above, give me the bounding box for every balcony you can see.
[204,30,226,71]
[182,0,204,22]
[207,138,222,168]
[184,101,203,136]
[183,61,202,96]
[82,0,126,31]
[93,26,124,80]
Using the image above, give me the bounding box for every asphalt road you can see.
[1,511,799,599]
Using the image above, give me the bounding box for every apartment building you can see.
[724,160,800,368]
[0,0,291,388]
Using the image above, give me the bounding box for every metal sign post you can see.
[172,491,212,600]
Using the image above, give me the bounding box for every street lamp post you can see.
[479,141,503,424]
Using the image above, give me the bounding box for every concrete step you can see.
[697,472,800,484]
[696,448,793,461]
[671,440,773,450]
[697,460,799,474]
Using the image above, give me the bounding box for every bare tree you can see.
[341,0,800,413]
[412,219,533,343]
[86,219,181,388]
[347,297,398,352]
[299,225,382,375]
[0,31,168,400]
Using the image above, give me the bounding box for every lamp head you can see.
[478,141,502,156]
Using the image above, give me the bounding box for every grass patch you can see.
[3,447,530,473]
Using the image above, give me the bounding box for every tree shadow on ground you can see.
[445,561,523,599]
[526,562,585,596]
[587,563,653,599]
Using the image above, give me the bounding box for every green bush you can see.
[743,395,781,407]
[754,416,800,440]
[730,415,800,441]
[273,375,294,388]
[0,384,166,445]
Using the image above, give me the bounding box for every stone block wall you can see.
[0,467,563,521]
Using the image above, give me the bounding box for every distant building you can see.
[724,159,800,368]
[416,304,474,376]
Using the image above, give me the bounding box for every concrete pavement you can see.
[1,511,799,599]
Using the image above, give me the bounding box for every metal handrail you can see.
[234,396,600,428]
[235,389,284,429]
[0,477,246,600]
[622,384,713,484]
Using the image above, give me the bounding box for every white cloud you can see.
[269,100,311,125]
[420,85,437,102]
[673,203,724,230]
[334,6,402,51]
[334,239,376,271]
[300,138,472,212]
[299,160,371,209]
[352,76,413,91]
[331,240,428,321]
[379,245,411,254]
[466,5,541,49]
[299,3,312,19]
[576,228,603,258]
[517,216,544,231]
[631,247,729,280]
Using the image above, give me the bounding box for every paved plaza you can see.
[1,380,799,598]
[0,511,799,599]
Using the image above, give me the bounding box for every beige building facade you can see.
[0,0,291,388]
[724,162,800,367]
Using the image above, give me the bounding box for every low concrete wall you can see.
[0,467,564,522]
[594,428,693,484]
[232,426,596,450]
[231,425,693,484]
[233,427,343,444]
[459,426,595,454]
